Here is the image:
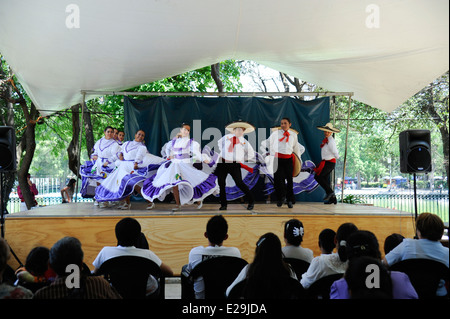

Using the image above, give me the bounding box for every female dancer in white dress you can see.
[80,126,121,205]
[94,130,165,210]
[141,123,219,211]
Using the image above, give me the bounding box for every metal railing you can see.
[337,192,449,222]
[7,195,93,214]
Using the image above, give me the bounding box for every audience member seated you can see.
[383,212,449,297]
[318,228,337,255]
[330,230,418,299]
[345,256,393,299]
[15,246,57,292]
[92,217,173,296]
[300,223,358,289]
[0,238,33,299]
[282,219,313,262]
[183,215,241,299]
[33,237,121,299]
[383,233,405,255]
[226,232,299,298]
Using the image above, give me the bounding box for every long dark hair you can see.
[243,233,292,298]
[345,256,393,299]
[336,223,358,262]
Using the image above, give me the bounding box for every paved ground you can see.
[165,277,181,299]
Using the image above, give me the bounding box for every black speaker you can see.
[0,126,16,172]
[399,129,431,173]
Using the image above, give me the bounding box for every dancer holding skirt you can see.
[94,130,165,210]
[141,123,219,211]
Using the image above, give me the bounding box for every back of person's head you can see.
[336,223,358,262]
[68,178,76,188]
[346,230,381,260]
[0,238,10,275]
[318,228,336,254]
[244,233,291,298]
[416,212,444,241]
[284,219,304,246]
[49,237,84,277]
[384,233,405,255]
[206,215,228,245]
[345,256,393,299]
[25,246,50,277]
[115,217,142,247]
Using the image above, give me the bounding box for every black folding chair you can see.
[389,258,449,299]
[283,258,310,279]
[188,256,248,299]
[306,273,343,299]
[97,256,165,299]
[227,276,306,299]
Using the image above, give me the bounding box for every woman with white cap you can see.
[314,122,340,204]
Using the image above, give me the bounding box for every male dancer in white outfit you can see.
[215,120,256,210]
[260,118,304,208]
[314,122,340,204]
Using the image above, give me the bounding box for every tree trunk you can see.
[67,104,81,177]
[421,85,449,189]
[17,103,38,210]
[211,63,224,93]
[82,104,95,158]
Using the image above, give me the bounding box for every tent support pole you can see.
[341,95,352,203]
[331,96,336,194]
[74,92,86,203]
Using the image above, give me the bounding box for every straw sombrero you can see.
[316,122,340,133]
[271,126,299,134]
[225,120,255,134]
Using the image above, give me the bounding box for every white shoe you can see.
[120,203,130,210]
[196,201,203,210]
[94,200,99,206]
[99,202,109,208]
[172,205,181,212]
[146,202,155,210]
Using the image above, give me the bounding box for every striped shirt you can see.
[32,276,122,299]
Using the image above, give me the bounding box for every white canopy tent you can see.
[0,0,448,116]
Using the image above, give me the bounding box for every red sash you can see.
[275,152,295,168]
[314,158,336,175]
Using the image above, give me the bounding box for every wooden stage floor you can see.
[5,202,415,275]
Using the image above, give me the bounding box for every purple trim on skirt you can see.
[191,174,218,200]
[95,173,145,202]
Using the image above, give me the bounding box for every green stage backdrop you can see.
[124,96,330,202]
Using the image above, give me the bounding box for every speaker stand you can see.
[0,171,23,267]
[413,173,418,221]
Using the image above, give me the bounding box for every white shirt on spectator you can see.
[93,245,162,295]
[282,246,314,263]
[300,253,347,289]
[186,245,241,299]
